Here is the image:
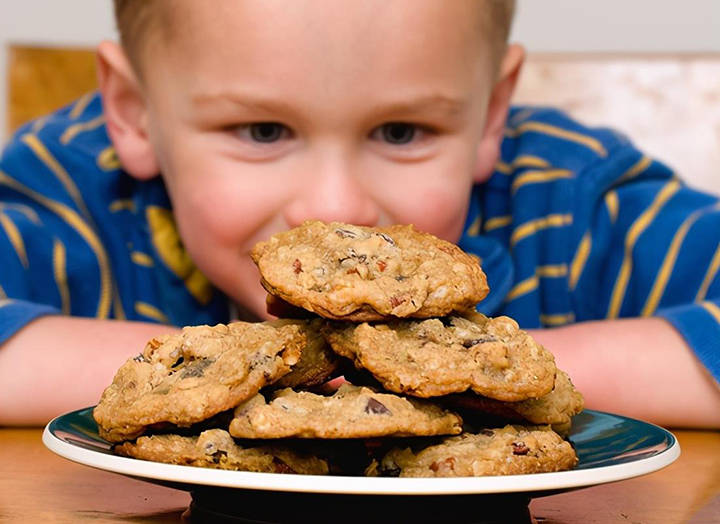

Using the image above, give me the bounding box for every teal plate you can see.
[43,408,679,498]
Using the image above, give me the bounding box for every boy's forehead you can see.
[153,0,494,94]
[165,0,488,43]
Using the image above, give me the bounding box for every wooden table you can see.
[1,428,718,523]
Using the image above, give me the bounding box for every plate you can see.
[43,408,679,497]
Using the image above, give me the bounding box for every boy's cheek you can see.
[377,176,472,242]
[170,169,289,247]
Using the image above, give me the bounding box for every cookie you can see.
[324,314,556,401]
[251,221,489,321]
[94,321,304,443]
[114,429,329,474]
[269,319,341,389]
[366,425,577,477]
[443,370,584,426]
[228,384,463,439]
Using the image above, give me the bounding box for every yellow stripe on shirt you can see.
[69,92,95,119]
[0,283,6,299]
[16,135,125,318]
[696,242,720,302]
[53,238,71,314]
[0,213,29,268]
[536,264,568,278]
[495,161,512,174]
[607,180,682,319]
[465,215,481,236]
[495,155,551,175]
[540,313,575,326]
[511,169,573,194]
[113,288,126,320]
[131,251,154,267]
[616,156,652,186]
[511,214,572,246]
[21,134,94,221]
[97,146,122,171]
[642,204,720,316]
[146,206,214,305]
[505,122,607,157]
[505,266,568,305]
[60,115,105,145]
[700,301,720,324]
[484,215,512,232]
[569,232,592,291]
[505,275,539,302]
[0,203,41,224]
[31,116,49,134]
[605,191,619,223]
[109,199,136,213]
[0,170,112,319]
[135,302,169,324]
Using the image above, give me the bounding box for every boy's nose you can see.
[283,153,380,228]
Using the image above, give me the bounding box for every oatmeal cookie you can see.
[366,425,577,477]
[324,314,556,401]
[251,221,489,321]
[94,321,304,443]
[114,429,329,474]
[228,384,463,439]
[443,370,584,426]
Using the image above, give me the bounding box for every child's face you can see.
[106,0,517,318]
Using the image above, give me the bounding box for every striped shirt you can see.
[1,93,718,382]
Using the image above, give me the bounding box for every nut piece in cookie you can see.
[324,314,556,401]
[367,425,577,477]
[93,321,304,443]
[114,429,328,474]
[251,221,489,320]
[269,319,341,389]
[228,384,463,439]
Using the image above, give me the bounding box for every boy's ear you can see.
[96,41,159,180]
[474,44,525,183]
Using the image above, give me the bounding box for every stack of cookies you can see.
[94,221,582,477]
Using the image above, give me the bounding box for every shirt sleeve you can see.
[0,176,61,344]
[0,123,104,344]
[570,143,720,381]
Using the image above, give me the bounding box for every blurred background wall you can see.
[1,0,719,191]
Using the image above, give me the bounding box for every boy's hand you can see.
[528,317,720,428]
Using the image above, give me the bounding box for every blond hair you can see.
[114,0,516,71]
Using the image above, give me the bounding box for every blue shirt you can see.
[1,93,719,382]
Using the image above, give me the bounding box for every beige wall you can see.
[511,0,720,53]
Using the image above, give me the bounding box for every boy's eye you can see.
[248,122,287,143]
[373,123,418,145]
[231,122,290,143]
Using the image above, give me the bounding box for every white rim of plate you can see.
[42,424,680,496]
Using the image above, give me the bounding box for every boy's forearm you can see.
[5,316,716,429]
[0,316,178,426]
[529,317,720,428]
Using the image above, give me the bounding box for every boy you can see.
[0,0,718,427]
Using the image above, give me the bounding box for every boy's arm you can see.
[550,141,720,429]
[529,318,720,428]
[0,316,178,426]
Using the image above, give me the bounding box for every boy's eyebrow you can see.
[191,92,468,117]
[191,92,300,114]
